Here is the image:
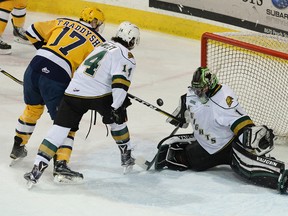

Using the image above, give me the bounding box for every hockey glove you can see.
[166,94,189,128]
[111,107,128,124]
[242,125,275,156]
[110,96,131,124]
[102,95,131,125]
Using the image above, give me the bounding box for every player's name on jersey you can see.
[57,18,102,47]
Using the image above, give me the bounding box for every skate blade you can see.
[26,180,35,189]
[14,37,31,45]
[10,157,23,167]
[0,49,12,55]
[53,175,84,184]
[123,165,134,175]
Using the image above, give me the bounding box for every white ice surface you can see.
[0,12,288,216]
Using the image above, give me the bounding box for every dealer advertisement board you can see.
[149,0,288,37]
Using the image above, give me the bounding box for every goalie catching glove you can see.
[242,125,275,156]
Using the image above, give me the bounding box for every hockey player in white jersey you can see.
[154,67,288,194]
[24,21,140,187]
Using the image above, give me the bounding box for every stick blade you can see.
[135,156,149,170]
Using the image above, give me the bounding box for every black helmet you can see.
[191,67,218,89]
[191,67,218,103]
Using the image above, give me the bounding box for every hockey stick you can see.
[127,93,183,123]
[135,125,180,171]
[0,68,182,123]
[0,68,23,85]
[0,69,180,124]
[0,69,182,124]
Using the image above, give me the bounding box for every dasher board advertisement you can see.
[149,0,288,38]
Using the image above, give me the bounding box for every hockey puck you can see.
[156,98,164,106]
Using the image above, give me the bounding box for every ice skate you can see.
[10,136,27,166]
[11,19,30,44]
[24,161,48,189]
[53,160,84,184]
[119,146,135,174]
[0,37,12,55]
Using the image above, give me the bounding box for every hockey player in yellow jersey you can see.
[10,7,106,182]
[0,0,30,55]
[24,21,140,187]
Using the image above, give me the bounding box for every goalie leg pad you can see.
[231,141,284,189]
[154,143,189,171]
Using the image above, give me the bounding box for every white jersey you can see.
[186,84,254,154]
[65,41,136,109]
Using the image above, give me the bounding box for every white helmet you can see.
[115,21,140,49]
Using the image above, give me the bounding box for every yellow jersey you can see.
[26,18,106,83]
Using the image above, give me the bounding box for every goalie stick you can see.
[127,94,184,170]
[135,125,180,171]
[0,68,23,85]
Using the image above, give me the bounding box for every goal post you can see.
[201,32,288,142]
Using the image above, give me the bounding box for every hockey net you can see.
[201,32,288,144]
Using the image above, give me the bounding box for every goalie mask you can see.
[190,67,218,104]
[80,7,105,33]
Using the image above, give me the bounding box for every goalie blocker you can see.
[154,126,288,194]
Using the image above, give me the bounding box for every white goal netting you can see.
[201,32,288,143]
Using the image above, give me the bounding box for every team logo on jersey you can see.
[226,96,233,107]
[41,67,50,74]
[128,52,134,59]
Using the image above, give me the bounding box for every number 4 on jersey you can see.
[83,50,132,77]
[83,50,107,76]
